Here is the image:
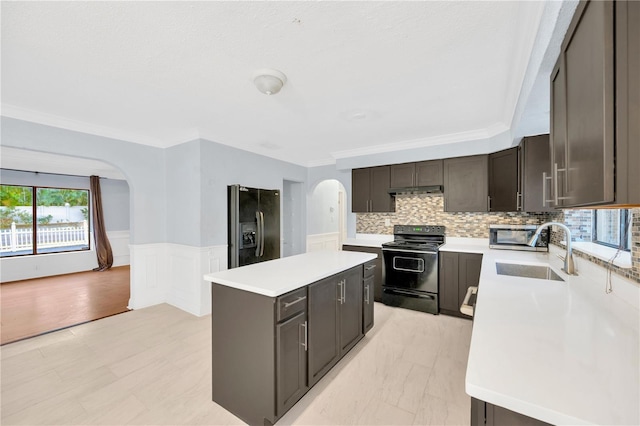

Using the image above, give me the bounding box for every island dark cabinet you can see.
[352,166,394,213]
[308,276,341,387]
[363,259,376,334]
[276,310,308,417]
[443,155,489,212]
[342,245,383,302]
[390,160,443,188]
[471,398,552,426]
[488,147,520,212]
[439,251,482,318]
[308,266,363,387]
[210,261,369,426]
[340,266,364,353]
[549,0,639,208]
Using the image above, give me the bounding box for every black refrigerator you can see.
[228,184,280,269]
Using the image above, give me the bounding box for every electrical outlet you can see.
[385,219,391,226]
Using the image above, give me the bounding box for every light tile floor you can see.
[1,302,472,425]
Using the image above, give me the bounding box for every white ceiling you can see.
[2,1,568,168]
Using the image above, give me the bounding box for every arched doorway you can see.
[307,179,347,252]
[0,147,132,343]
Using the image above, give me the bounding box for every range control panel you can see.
[393,225,446,236]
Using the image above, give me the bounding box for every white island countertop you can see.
[203,250,377,297]
[452,239,640,425]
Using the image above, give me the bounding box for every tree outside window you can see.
[0,185,90,257]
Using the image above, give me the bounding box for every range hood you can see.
[388,185,443,195]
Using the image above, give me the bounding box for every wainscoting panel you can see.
[108,230,130,267]
[129,243,167,310]
[165,244,227,316]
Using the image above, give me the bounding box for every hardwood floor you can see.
[0,266,130,345]
[0,303,473,425]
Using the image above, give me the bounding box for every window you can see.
[594,209,631,251]
[0,185,90,257]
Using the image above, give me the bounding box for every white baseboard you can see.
[306,232,340,252]
[129,242,227,316]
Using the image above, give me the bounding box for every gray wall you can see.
[0,169,130,232]
[1,118,310,249]
[200,139,307,247]
[1,117,165,244]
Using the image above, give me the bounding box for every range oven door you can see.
[382,248,438,294]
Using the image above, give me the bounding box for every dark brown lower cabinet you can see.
[363,275,374,334]
[276,311,308,417]
[211,265,368,426]
[439,251,482,318]
[342,245,383,302]
[309,266,363,387]
[471,398,552,426]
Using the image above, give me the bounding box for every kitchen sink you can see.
[495,262,564,282]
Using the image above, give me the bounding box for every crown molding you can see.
[331,123,510,160]
[1,104,168,148]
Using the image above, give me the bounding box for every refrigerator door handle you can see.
[255,211,261,257]
[259,211,265,257]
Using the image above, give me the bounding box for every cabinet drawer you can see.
[276,288,307,322]
[363,261,376,279]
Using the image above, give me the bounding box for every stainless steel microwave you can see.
[489,224,548,252]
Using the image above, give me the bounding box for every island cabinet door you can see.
[276,311,308,417]
[363,275,374,334]
[340,266,364,355]
[308,276,340,387]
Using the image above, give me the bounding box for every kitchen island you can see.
[441,238,640,425]
[203,250,377,426]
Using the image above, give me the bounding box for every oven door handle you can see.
[382,248,438,255]
[460,286,478,317]
[383,288,436,300]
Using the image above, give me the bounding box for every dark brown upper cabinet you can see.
[351,166,394,213]
[520,134,555,212]
[390,160,443,188]
[488,147,520,212]
[443,155,489,212]
[549,0,639,208]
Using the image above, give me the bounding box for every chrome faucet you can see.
[528,222,577,275]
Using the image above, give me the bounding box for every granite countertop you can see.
[203,250,377,297]
[453,240,640,425]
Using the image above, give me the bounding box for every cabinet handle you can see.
[487,196,491,211]
[342,279,346,303]
[365,284,370,304]
[283,296,307,309]
[542,172,553,207]
[516,191,522,211]
[553,162,570,205]
[301,321,308,351]
[365,265,376,271]
[337,280,343,304]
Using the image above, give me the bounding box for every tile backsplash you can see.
[356,194,560,237]
[357,196,639,283]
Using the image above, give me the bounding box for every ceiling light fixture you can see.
[253,69,287,95]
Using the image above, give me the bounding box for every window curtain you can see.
[90,175,113,271]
